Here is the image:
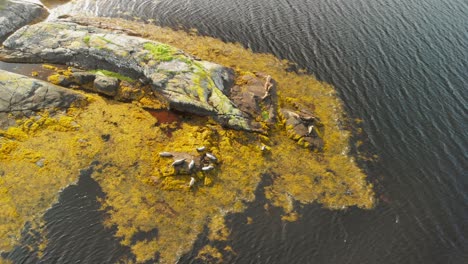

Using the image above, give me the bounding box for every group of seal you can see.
[159,146,219,188]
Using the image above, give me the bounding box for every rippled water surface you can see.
[6,0,468,263]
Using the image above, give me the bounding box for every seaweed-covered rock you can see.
[280,108,324,150]
[0,0,48,43]
[93,74,119,96]
[72,71,96,84]
[0,69,85,116]
[0,21,252,131]
[47,73,72,87]
[230,72,277,127]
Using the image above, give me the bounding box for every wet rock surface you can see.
[0,0,48,43]
[0,69,85,115]
[0,21,253,130]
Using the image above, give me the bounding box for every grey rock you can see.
[0,69,86,114]
[303,137,324,150]
[0,0,48,43]
[72,71,96,84]
[0,112,15,129]
[293,123,308,137]
[0,21,253,131]
[201,61,235,96]
[93,74,119,96]
[52,74,72,87]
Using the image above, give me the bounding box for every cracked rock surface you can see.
[0,69,85,114]
[0,21,253,130]
[0,0,48,43]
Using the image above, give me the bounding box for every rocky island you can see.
[0,1,375,263]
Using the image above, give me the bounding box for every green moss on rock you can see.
[143,42,176,61]
[90,69,135,83]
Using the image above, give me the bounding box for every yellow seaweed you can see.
[0,16,375,263]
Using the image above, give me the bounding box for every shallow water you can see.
[0,61,66,80]
[3,0,468,263]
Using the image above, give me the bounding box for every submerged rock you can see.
[0,21,253,130]
[0,0,48,43]
[0,69,85,118]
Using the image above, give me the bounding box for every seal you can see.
[189,177,196,187]
[171,158,186,166]
[205,153,217,161]
[188,159,195,170]
[196,146,206,152]
[202,165,214,171]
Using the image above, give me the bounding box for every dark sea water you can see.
[4,0,468,263]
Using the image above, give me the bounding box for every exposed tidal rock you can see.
[93,73,119,96]
[0,0,48,43]
[280,108,324,150]
[47,73,71,87]
[0,69,85,113]
[230,72,277,126]
[166,152,203,175]
[0,21,253,131]
[0,69,86,118]
[72,71,96,84]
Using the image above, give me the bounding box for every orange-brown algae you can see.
[0,17,376,264]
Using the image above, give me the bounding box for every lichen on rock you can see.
[0,16,376,264]
[0,0,48,43]
[0,21,253,131]
[0,69,87,126]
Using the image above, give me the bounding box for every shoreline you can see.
[0,5,375,263]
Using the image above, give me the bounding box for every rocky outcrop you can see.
[230,72,277,126]
[0,69,85,114]
[280,107,324,150]
[93,74,119,96]
[0,0,48,43]
[72,71,96,84]
[0,21,253,131]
